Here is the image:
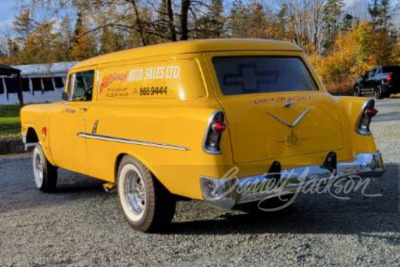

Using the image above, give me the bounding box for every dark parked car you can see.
[354,66,400,99]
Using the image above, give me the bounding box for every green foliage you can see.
[310,20,398,94]
[0,105,21,137]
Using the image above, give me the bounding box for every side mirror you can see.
[61,91,69,102]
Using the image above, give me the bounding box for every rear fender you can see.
[335,96,378,156]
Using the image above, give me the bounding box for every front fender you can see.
[20,105,55,165]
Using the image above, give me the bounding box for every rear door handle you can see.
[79,107,88,112]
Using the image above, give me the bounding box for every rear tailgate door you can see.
[204,51,345,164]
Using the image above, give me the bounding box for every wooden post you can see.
[16,72,24,107]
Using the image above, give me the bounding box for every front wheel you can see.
[117,155,176,232]
[32,144,58,192]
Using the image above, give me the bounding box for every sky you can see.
[0,0,19,36]
[0,0,389,36]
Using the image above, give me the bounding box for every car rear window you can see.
[213,57,319,95]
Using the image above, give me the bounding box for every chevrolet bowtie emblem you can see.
[267,108,311,128]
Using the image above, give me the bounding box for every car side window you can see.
[368,69,376,78]
[70,71,95,102]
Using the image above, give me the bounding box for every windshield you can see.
[212,56,319,95]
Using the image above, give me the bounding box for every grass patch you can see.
[0,105,21,137]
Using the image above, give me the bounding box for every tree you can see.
[71,12,95,60]
[368,0,381,28]
[13,9,34,46]
[155,0,177,41]
[194,0,225,39]
[342,13,354,32]
[100,27,118,54]
[248,3,268,38]
[311,0,325,52]
[272,4,288,41]
[380,0,392,31]
[279,0,314,48]
[228,0,253,38]
[57,16,74,61]
[180,0,191,40]
[6,39,19,65]
[34,21,60,63]
[322,0,344,53]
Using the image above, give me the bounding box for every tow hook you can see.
[103,183,116,193]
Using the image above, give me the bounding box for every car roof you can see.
[72,39,302,70]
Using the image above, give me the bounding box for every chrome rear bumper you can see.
[200,153,385,209]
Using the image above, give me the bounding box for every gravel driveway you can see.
[0,98,399,267]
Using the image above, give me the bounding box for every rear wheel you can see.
[32,144,58,192]
[117,155,176,232]
[354,87,362,97]
[375,86,384,99]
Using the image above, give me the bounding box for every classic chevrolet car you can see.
[21,39,385,232]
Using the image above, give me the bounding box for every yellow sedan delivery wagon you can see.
[20,39,385,232]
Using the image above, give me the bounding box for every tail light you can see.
[386,73,392,84]
[356,99,378,135]
[203,111,227,154]
[212,121,227,132]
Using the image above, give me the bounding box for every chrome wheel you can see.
[375,87,382,99]
[33,147,44,188]
[354,87,360,96]
[119,164,146,221]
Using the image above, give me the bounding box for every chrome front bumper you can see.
[200,153,385,209]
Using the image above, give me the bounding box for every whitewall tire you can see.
[32,144,58,192]
[117,155,176,232]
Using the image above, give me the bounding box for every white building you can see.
[0,62,77,105]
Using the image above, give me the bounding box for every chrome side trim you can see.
[200,152,385,209]
[356,98,375,136]
[77,132,190,151]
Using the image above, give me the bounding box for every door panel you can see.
[50,102,89,173]
[49,69,95,174]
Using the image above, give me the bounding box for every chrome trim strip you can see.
[91,120,99,134]
[200,152,385,209]
[267,107,311,128]
[356,98,375,136]
[77,132,190,151]
[284,101,295,108]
